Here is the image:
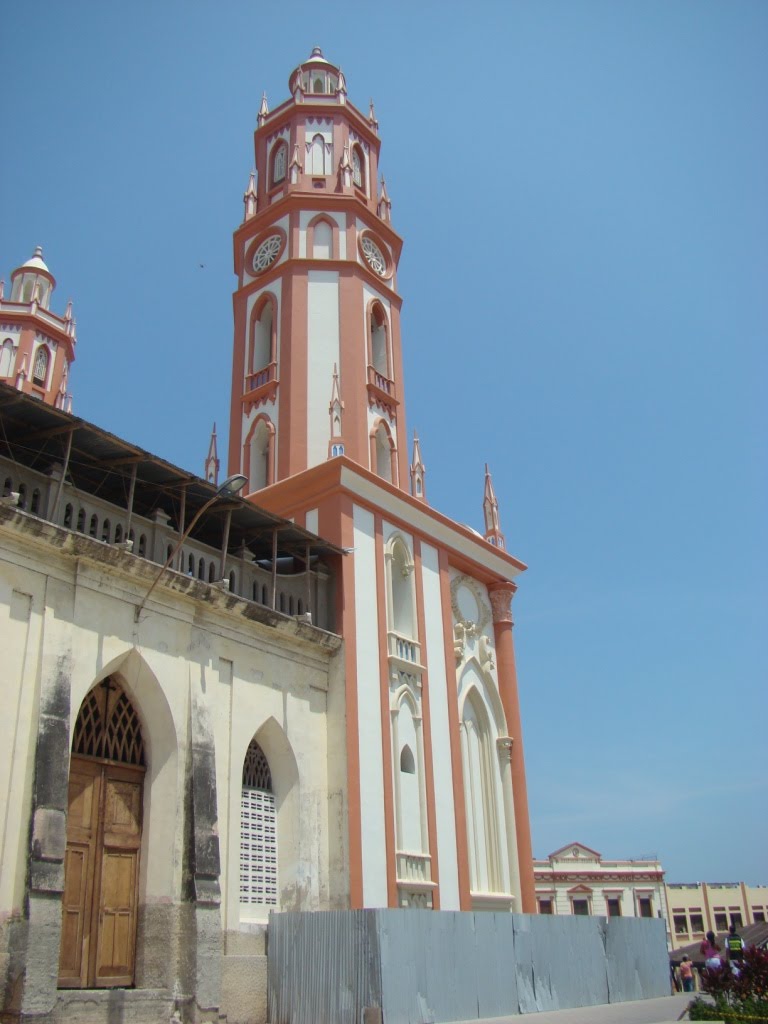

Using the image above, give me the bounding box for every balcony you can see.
[396,852,432,884]
[243,362,278,407]
[387,630,422,672]
[366,365,398,415]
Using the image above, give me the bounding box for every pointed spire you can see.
[293,65,305,102]
[328,364,345,458]
[288,143,302,185]
[64,299,73,321]
[337,68,347,102]
[0,280,4,301]
[243,170,258,220]
[483,464,506,549]
[205,423,220,486]
[339,143,353,188]
[368,98,379,133]
[258,92,269,126]
[410,433,427,502]
[378,176,392,222]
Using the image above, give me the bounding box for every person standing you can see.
[725,924,745,974]
[700,931,722,969]
[679,955,695,992]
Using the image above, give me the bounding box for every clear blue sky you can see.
[3,1,766,885]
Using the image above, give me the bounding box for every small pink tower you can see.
[0,247,76,409]
[328,364,345,458]
[409,433,426,502]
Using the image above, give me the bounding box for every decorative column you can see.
[488,581,535,912]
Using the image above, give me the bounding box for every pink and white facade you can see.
[0,247,76,409]
[228,49,536,913]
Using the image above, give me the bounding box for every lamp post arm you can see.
[134,494,219,621]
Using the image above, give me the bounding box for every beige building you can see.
[666,881,768,949]
[0,383,345,1023]
[534,844,669,931]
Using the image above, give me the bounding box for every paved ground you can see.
[442,992,709,1024]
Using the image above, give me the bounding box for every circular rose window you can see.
[252,234,283,274]
[361,235,388,276]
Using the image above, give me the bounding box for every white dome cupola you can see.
[10,246,56,309]
[290,47,343,98]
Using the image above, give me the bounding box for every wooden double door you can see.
[58,755,144,988]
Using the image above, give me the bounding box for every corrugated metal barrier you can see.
[267,910,669,1024]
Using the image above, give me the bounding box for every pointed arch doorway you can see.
[58,678,145,989]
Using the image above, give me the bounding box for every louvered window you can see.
[240,741,277,909]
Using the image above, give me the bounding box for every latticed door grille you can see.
[72,678,145,766]
[240,740,277,907]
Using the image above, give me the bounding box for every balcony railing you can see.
[367,365,394,396]
[388,630,421,666]
[245,361,277,394]
[396,852,432,884]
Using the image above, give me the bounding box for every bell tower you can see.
[228,48,408,495]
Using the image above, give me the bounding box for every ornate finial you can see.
[483,464,506,549]
[337,68,347,99]
[293,65,305,100]
[410,433,427,502]
[64,299,73,320]
[328,363,345,458]
[243,171,258,220]
[205,422,220,486]
[368,99,379,132]
[378,176,392,222]
[258,92,269,126]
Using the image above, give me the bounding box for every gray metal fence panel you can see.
[267,910,669,1024]
[605,916,669,1003]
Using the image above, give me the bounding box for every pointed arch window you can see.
[240,739,277,911]
[271,141,287,186]
[250,297,276,377]
[369,304,390,379]
[373,421,394,483]
[461,687,504,895]
[312,220,332,259]
[32,345,50,386]
[247,416,274,492]
[352,144,365,190]
[386,536,416,641]
[310,133,328,175]
[73,678,145,766]
[0,339,15,377]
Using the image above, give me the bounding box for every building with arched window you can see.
[1,45,538,1024]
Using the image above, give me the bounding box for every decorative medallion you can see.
[252,234,283,274]
[450,575,491,634]
[361,234,388,276]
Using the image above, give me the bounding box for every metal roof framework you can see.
[0,382,343,566]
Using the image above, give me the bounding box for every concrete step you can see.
[52,987,174,1024]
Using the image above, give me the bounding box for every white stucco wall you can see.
[420,542,460,909]
[306,271,340,469]
[352,503,387,907]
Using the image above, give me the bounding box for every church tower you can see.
[230,51,536,916]
[0,247,76,409]
[228,48,407,494]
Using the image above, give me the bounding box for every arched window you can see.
[461,687,504,895]
[248,417,273,491]
[312,220,332,259]
[288,595,295,615]
[352,145,364,190]
[392,695,426,857]
[240,740,277,912]
[64,503,74,529]
[229,570,236,593]
[370,305,389,377]
[89,513,98,538]
[31,488,41,514]
[2,477,11,497]
[262,584,269,605]
[114,524,123,544]
[387,537,416,639]
[0,340,15,377]
[101,519,111,543]
[17,484,27,510]
[32,346,50,386]
[310,133,327,175]
[138,534,147,557]
[188,553,195,575]
[374,422,393,483]
[279,593,285,613]
[271,142,287,186]
[198,557,205,580]
[76,508,86,532]
[313,77,324,94]
[209,562,216,583]
[251,299,274,374]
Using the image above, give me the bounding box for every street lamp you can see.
[134,473,248,621]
